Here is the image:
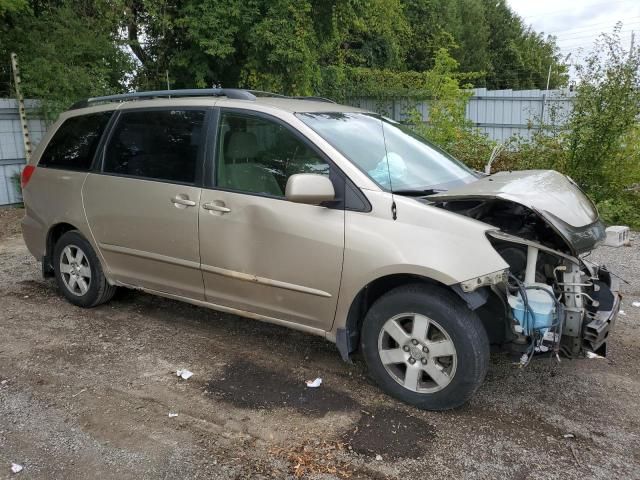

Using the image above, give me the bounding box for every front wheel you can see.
[360,283,489,410]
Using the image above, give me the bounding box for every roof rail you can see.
[291,96,336,104]
[69,88,256,110]
[248,90,336,104]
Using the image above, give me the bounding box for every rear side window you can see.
[103,109,206,184]
[39,112,112,170]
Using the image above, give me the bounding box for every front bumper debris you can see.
[583,276,621,355]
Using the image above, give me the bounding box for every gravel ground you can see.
[1,206,639,479]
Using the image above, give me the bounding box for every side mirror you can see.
[285,174,335,205]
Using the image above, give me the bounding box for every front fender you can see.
[331,191,509,336]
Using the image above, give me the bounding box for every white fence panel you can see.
[348,88,575,142]
[0,99,47,205]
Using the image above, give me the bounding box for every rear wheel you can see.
[53,231,116,308]
[360,283,489,410]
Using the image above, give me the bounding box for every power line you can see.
[554,30,637,47]
[543,16,640,35]
[538,23,639,41]
[544,15,640,35]
[554,25,639,41]
[521,0,638,20]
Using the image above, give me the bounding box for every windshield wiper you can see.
[393,188,446,196]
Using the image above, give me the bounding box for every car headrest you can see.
[226,131,258,160]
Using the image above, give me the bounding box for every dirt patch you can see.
[342,406,436,459]
[0,206,23,240]
[271,441,389,479]
[207,361,359,417]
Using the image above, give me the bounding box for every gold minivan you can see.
[21,89,621,410]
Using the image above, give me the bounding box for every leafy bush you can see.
[10,171,23,206]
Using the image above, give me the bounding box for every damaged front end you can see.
[485,231,620,360]
[428,170,621,360]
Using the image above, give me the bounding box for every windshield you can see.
[297,112,477,192]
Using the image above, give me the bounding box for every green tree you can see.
[122,0,409,93]
[455,0,490,78]
[566,25,640,195]
[0,1,133,119]
[0,0,27,15]
[481,0,567,89]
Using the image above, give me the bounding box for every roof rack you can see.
[69,88,337,110]
[248,90,336,104]
[291,96,336,104]
[69,88,256,110]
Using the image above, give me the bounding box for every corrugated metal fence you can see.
[347,88,575,142]
[0,99,47,205]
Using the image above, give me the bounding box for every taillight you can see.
[21,165,36,189]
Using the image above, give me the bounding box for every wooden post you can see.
[10,52,32,163]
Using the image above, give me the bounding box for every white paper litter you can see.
[176,369,193,380]
[168,412,178,418]
[305,377,322,388]
[1,380,7,385]
[563,433,575,439]
[586,351,605,359]
[619,310,626,316]
[11,463,23,473]
[632,301,640,308]
[375,454,383,461]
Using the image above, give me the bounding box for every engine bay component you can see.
[508,283,556,336]
[480,231,620,361]
[459,269,509,293]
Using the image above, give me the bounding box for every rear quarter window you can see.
[39,111,112,171]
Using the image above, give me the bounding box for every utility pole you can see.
[10,53,32,163]
[541,63,552,126]
[545,63,552,91]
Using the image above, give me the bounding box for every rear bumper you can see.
[21,213,46,260]
[583,276,621,355]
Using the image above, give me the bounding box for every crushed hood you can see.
[428,170,606,254]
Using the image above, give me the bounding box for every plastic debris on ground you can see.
[176,369,193,380]
[375,454,383,461]
[563,433,575,439]
[168,412,178,418]
[619,310,626,316]
[586,351,605,359]
[305,378,322,388]
[632,301,640,308]
[11,463,23,474]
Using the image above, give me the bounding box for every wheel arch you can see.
[336,273,496,362]
[43,222,80,276]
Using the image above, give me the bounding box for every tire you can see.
[53,230,117,308]
[360,283,489,410]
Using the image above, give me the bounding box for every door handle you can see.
[171,196,196,207]
[202,202,231,213]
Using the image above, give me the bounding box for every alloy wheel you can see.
[59,244,92,296]
[377,313,457,393]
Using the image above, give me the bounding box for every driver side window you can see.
[215,111,329,197]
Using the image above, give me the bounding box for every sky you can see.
[508,0,639,76]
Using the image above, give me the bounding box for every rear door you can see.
[83,108,208,299]
[198,109,345,331]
